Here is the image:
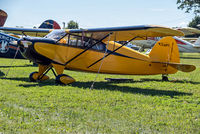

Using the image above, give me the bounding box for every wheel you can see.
[162,75,169,81]
[29,71,49,82]
[29,72,38,82]
[56,74,75,85]
[32,62,38,67]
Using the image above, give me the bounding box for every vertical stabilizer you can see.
[38,19,61,29]
[149,36,195,73]
[194,37,200,46]
[149,36,180,63]
[0,9,7,27]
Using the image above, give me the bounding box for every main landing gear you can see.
[29,64,75,85]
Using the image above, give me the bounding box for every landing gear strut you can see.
[28,64,75,85]
[162,74,169,81]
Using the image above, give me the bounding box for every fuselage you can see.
[20,35,177,75]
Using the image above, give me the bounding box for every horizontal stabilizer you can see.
[152,61,196,72]
[168,63,196,72]
[193,45,200,48]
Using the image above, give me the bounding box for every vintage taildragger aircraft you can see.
[0,10,23,58]
[0,25,196,84]
[0,8,61,59]
[0,16,61,58]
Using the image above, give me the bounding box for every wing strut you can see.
[64,32,112,66]
[87,36,140,68]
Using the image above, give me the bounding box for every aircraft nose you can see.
[17,39,23,47]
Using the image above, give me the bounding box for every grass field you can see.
[0,53,199,133]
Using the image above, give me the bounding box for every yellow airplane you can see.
[0,25,196,84]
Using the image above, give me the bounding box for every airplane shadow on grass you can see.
[139,78,200,84]
[0,64,33,68]
[2,77,195,97]
[70,81,193,97]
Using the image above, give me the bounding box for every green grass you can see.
[0,53,199,133]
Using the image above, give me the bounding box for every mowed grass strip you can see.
[0,53,199,133]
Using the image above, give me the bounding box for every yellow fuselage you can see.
[33,41,177,75]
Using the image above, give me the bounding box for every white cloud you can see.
[150,8,166,12]
[178,22,188,27]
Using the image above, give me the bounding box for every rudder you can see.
[149,36,196,73]
[38,19,61,29]
[149,36,180,63]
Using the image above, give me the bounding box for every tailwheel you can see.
[162,74,169,81]
[56,74,75,85]
[29,71,49,82]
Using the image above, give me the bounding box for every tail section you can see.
[149,36,180,63]
[38,19,61,29]
[194,37,200,47]
[0,9,7,27]
[149,36,195,73]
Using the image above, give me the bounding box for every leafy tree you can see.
[188,15,200,29]
[67,20,79,29]
[176,0,200,15]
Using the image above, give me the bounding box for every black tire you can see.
[29,71,38,82]
[162,76,169,81]
[56,74,67,85]
[56,74,74,85]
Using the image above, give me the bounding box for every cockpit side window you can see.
[45,30,66,41]
[64,34,106,51]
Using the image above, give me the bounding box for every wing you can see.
[176,27,200,36]
[0,25,183,39]
[66,25,184,41]
[0,27,51,37]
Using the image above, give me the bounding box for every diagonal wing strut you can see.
[87,36,141,68]
[64,32,112,66]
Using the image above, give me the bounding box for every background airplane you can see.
[176,27,200,37]
[173,36,200,53]
[131,35,200,53]
[0,9,61,59]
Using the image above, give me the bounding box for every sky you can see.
[0,0,195,29]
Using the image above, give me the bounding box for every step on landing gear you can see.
[29,64,75,85]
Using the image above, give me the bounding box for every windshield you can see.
[45,30,66,41]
